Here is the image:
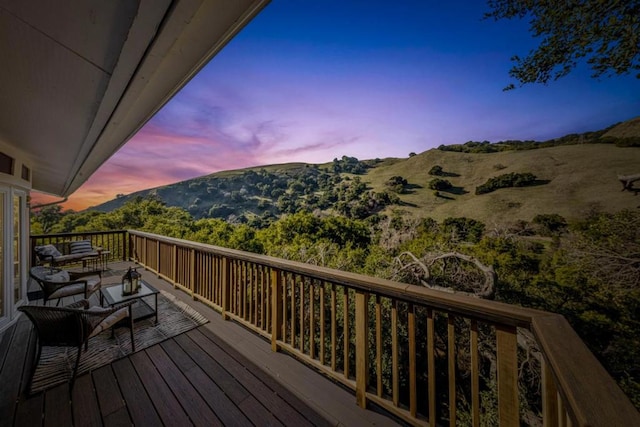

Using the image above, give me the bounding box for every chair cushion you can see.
[48,275,101,299]
[45,270,70,282]
[70,240,93,254]
[88,307,130,338]
[35,244,62,258]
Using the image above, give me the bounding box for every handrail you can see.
[33,229,638,426]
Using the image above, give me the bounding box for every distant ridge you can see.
[89,118,640,226]
[602,116,640,139]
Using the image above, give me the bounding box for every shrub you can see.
[385,176,408,193]
[428,165,443,176]
[475,172,537,195]
[532,213,567,236]
[428,178,452,191]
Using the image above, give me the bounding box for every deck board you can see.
[93,365,128,421]
[161,338,253,427]
[173,333,251,404]
[13,391,42,427]
[188,328,316,427]
[198,326,333,427]
[0,317,32,422]
[111,358,162,427]
[43,383,72,427]
[129,350,193,426]
[146,344,223,427]
[71,375,101,427]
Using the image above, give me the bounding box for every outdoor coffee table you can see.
[100,281,159,323]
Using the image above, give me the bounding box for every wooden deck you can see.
[1,263,399,426]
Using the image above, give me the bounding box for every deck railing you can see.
[34,230,638,426]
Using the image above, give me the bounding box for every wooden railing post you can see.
[121,231,127,261]
[172,244,177,286]
[355,290,369,408]
[221,257,231,320]
[542,357,559,427]
[156,239,161,277]
[271,268,282,352]
[189,248,196,300]
[496,324,519,427]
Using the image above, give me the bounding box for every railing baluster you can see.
[558,391,566,427]
[392,300,399,406]
[189,248,195,299]
[448,314,456,427]
[290,275,295,347]
[220,257,231,320]
[375,295,382,398]
[241,261,247,320]
[310,281,315,360]
[248,262,252,320]
[343,287,350,379]
[355,290,369,408]
[282,272,288,344]
[409,303,417,417]
[320,283,326,365]
[542,355,559,427]
[427,308,436,426]
[471,320,480,427]
[331,284,337,372]
[299,277,304,353]
[271,268,282,352]
[496,324,519,427]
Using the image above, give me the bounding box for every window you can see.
[21,165,30,181]
[0,153,14,175]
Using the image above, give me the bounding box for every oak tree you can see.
[486,0,640,88]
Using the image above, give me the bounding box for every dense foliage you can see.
[31,197,640,410]
[486,0,640,88]
[475,172,537,194]
[435,127,637,153]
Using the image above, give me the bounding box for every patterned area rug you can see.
[29,290,208,393]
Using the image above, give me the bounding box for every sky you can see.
[35,1,640,211]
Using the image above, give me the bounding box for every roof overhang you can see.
[0,0,269,197]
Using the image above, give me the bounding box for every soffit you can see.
[0,0,269,197]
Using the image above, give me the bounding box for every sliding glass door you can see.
[0,187,27,330]
[13,191,26,306]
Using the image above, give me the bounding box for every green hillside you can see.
[91,118,640,226]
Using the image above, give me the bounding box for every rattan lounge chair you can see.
[19,299,135,392]
[29,266,101,306]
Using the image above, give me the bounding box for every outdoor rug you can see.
[29,289,209,393]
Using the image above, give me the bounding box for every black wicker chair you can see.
[19,299,135,392]
[30,266,101,306]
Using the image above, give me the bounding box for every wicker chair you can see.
[30,266,101,306]
[19,299,135,392]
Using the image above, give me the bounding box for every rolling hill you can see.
[91,117,640,226]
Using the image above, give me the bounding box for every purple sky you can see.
[44,1,640,210]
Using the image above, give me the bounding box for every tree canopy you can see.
[486,0,640,88]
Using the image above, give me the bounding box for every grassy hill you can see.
[366,144,640,223]
[91,118,640,226]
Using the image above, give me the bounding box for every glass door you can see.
[13,191,26,306]
[0,189,6,327]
